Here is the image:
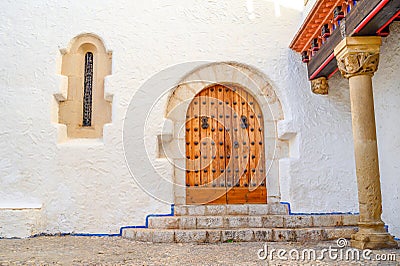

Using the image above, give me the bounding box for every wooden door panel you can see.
[186,84,266,204]
[186,187,226,205]
[226,187,267,204]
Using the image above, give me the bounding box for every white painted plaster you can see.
[367,23,400,238]
[0,1,398,239]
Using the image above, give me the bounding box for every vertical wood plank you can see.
[243,90,251,187]
[199,90,205,186]
[203,89,212,186]
[237,88,249,187]
[232,86,242,188]
[230,86,238,189]
[224,85,233,189]
[253,96,265,188]
[185,106,194,186]
[192,93,201,186]
[216,85,226,188]
[248,93,257,188]
[209,86,218,187]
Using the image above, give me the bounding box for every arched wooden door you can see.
[185,84,267,204]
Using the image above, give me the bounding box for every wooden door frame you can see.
[165,62,288,205]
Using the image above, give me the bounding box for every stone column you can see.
[334,37,397,249]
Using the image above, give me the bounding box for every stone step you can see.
[148,214,359,230]
[174,204,289,216]
[122,226,359,243]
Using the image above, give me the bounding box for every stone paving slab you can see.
[0,236,398,265]
[174,204,289,216]
[123,227,359,243]
[147,214,359,229]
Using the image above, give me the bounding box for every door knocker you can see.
[201,116,209,129]
[240,115,249,129]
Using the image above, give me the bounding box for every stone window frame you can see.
[54,33,112,140]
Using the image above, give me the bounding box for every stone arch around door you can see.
[165,62,287,205]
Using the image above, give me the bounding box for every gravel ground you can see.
[0,236,398,265]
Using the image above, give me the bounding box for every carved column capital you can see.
[311,76,329,94]
[336,52,379,79]
[334,37,382,79]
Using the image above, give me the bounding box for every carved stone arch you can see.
[55,33,112,140]
[67,33,108,54]
[164,62,287,205]
[166,62,283,122]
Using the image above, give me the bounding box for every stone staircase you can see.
[122,204,359,243]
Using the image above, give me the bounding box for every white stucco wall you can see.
[368,22,400,238]
[0,0,399,238]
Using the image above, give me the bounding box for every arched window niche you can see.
[55,33,112,139]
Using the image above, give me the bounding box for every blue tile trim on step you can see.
[118,204,175,235]
[30,204,175,238]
